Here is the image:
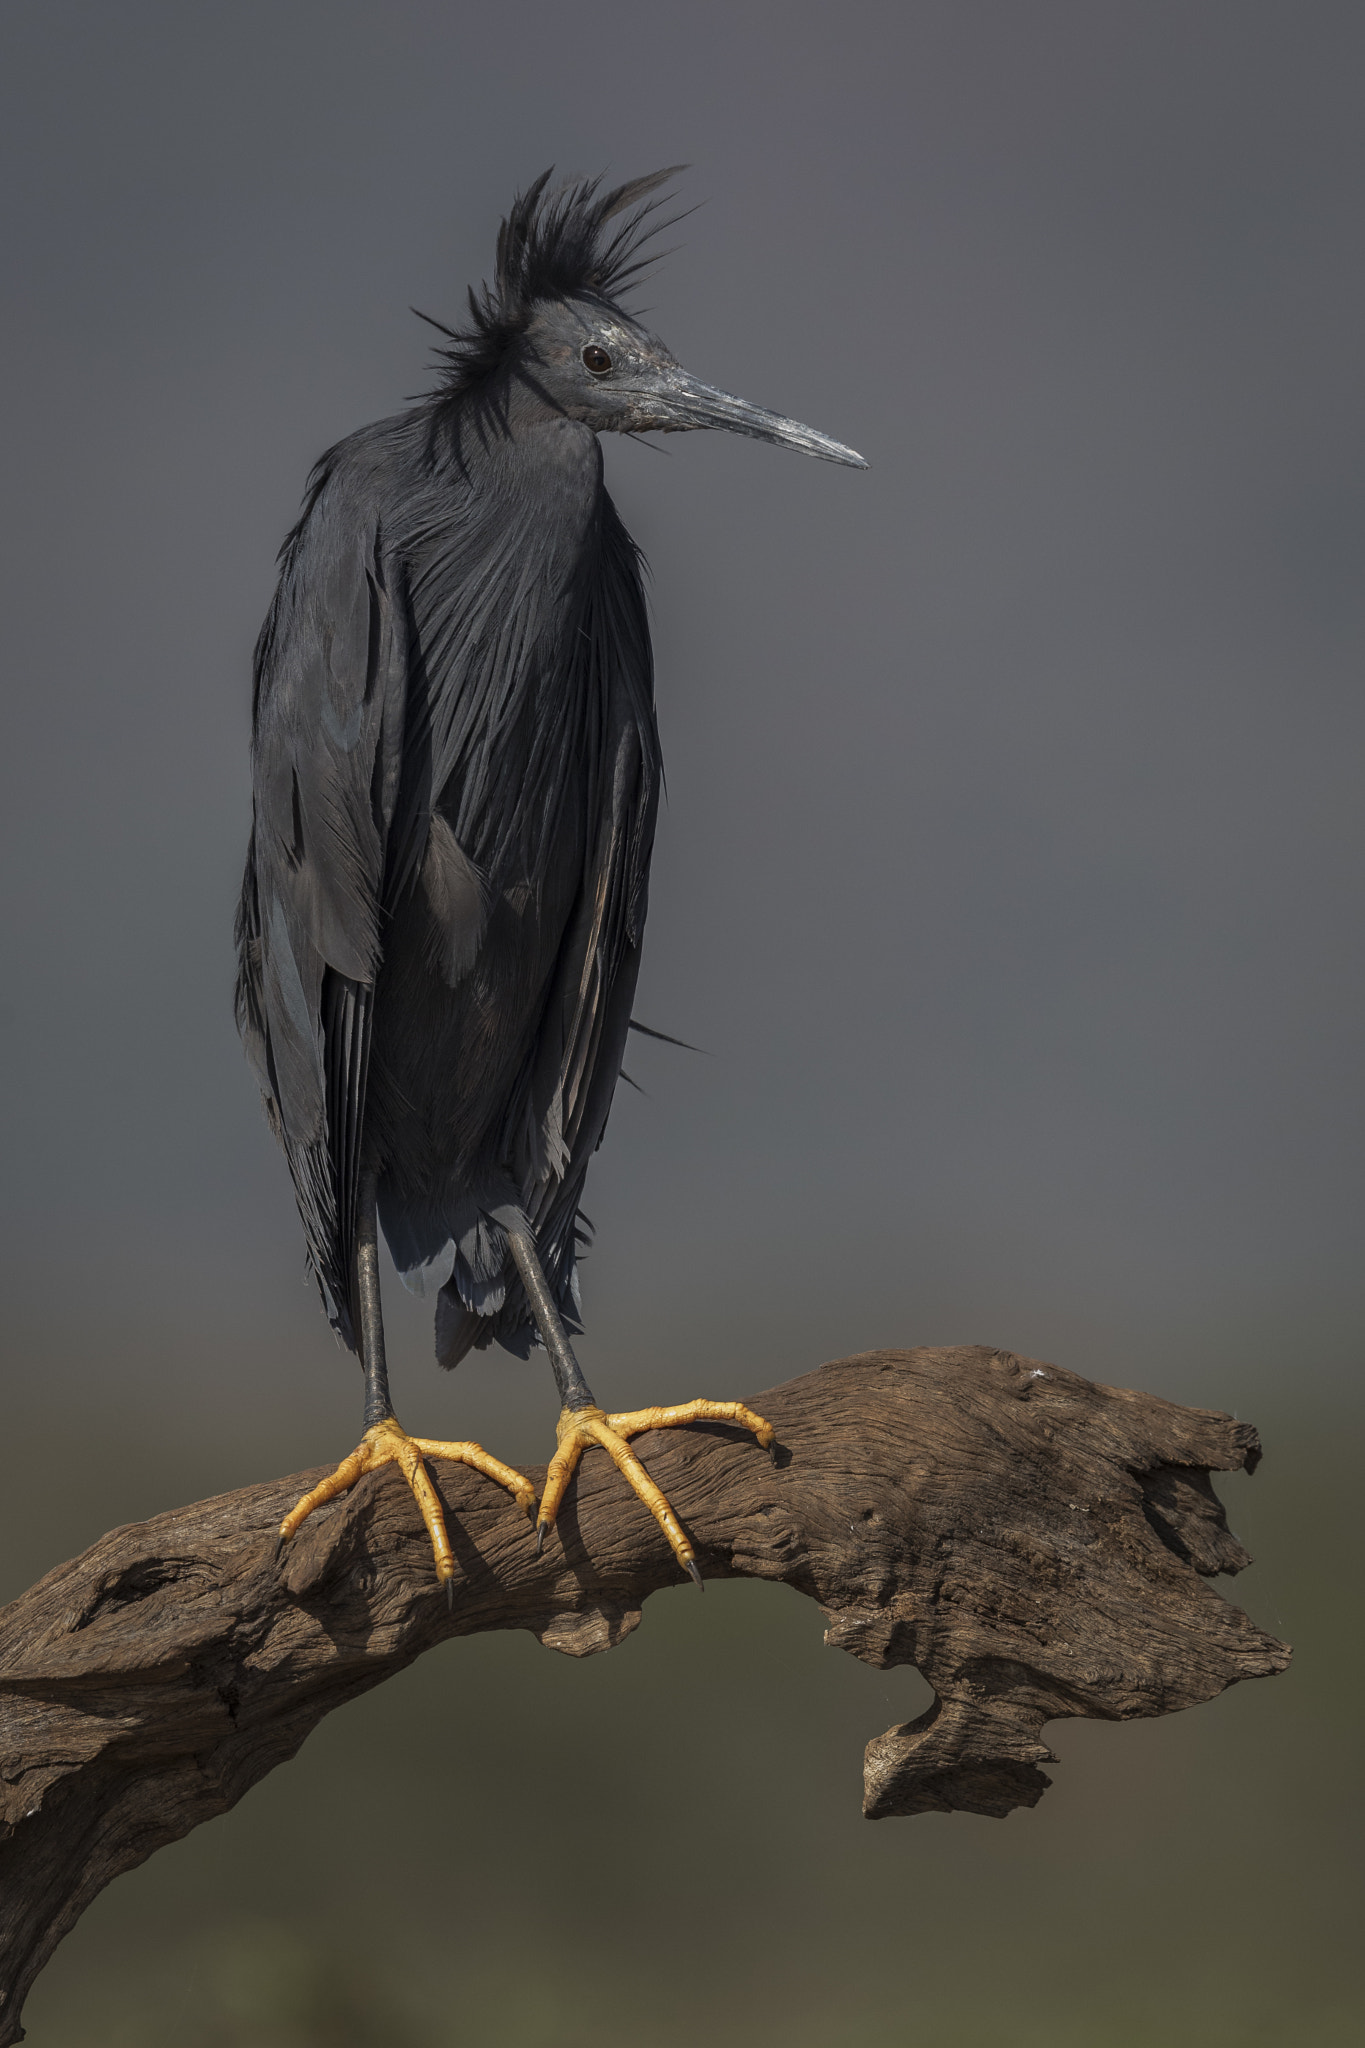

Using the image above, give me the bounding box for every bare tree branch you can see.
[0,1347,1289,2043]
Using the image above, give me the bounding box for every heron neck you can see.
[453,383,602,516]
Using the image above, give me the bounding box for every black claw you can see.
[767,1439,779,1465]
[445,1577,455,1613]
[272,1533,285,1566]
[535,1521,549,1558]
[685,1559,704,1591]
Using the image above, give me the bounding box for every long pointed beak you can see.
[649,368,867,467]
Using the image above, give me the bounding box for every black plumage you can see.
[236,173,863,1570]
[236,361,657,1367]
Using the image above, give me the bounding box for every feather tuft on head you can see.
[420,167,687,398]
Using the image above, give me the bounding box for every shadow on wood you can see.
[0,1347,1289,2043]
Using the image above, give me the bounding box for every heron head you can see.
[424,168,865,470]
[517,299,867,468]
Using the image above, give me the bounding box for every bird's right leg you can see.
[276,1172,536,1599]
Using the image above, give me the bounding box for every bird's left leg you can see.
[276,1174,536,1596]
[507,1228,775,1587]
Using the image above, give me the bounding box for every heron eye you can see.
[581,344,613,375]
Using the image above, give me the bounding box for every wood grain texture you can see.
[0,1347,1289,2042]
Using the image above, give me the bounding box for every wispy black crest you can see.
[422,167,686,399]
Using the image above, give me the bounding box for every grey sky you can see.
[0,0,1361,1444]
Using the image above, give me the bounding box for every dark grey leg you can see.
[276,1175,538,1601]
[507,1222,772,1587]
[357,1169,394,1429]
[506,1228,597,1412]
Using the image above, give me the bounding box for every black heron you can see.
[236,170,865,1596]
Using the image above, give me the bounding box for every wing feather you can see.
[236,457,407,1340]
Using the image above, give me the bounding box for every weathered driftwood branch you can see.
[0,1347,1288,2042]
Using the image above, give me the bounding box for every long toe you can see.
[275,1416,534,1589]
[533,1394,775,1583]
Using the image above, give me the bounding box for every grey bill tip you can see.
[664,373,868,468]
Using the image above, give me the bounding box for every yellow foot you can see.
[536,1400,776,1586]
[276,1415,537,1600]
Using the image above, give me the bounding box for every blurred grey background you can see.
[1,2,1360,2042]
